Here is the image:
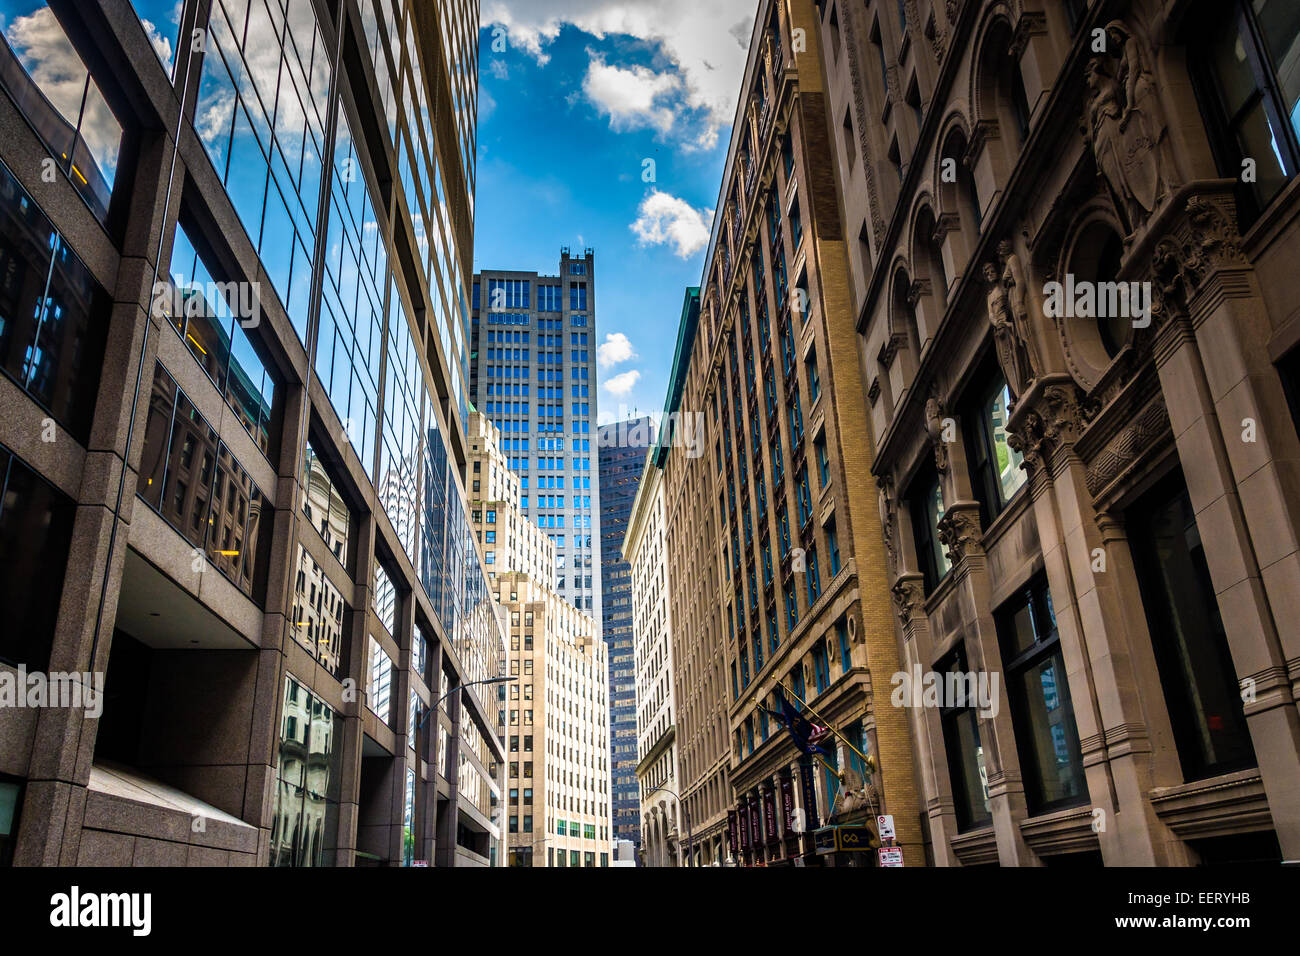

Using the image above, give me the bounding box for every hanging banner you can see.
[748,796,762,852]
[738,802,750,852]
[780,774,795,837]
[763,786,778,844]
[800,758,820,831]
[727,810,738,857]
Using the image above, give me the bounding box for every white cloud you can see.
[630,190,713,259]
[482,0,755,149]
[6,8,121,175]
[597,332,638,368]
[603,369,641,395]
[582,56,679,134]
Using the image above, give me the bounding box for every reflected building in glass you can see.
[0,0,503,867]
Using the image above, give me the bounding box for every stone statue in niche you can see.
[985,260,1030,399]
[998,239,1042,377]
[925,396,949,472]
[1085,20,1174,238]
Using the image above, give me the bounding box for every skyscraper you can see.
[0,0,500,867]
[598,416,656,849]
[470,250,601,621]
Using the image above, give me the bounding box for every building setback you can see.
[0,0,504,867]
[470,251,602,622]
[598,416,655,849]
[818,0,1300,863]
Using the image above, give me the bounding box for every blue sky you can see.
[474,1,757,424]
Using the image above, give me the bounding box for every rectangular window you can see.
[997,577,1088,814]
[966,371,1025,525]
[270,676,343,866]
[0,159,110,442]
[909,468,950,592]
[938,649,992,832]
[1128,472,1256,781]
[0,443,76,670]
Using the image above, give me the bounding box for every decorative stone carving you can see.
[839,2,886,247]
[925,395,950,472]
[936,505,982,565]
[1007,379,1095,471]
[1084,20,1177,238]
[891,575,926,624]
[1085,398,1170,497]
[877,476,897,574]
[1150,194,1249,321]
[986,259,1030,399]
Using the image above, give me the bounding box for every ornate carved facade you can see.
[819,0,1300,866]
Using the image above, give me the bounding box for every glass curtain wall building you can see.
[0,0,503,867]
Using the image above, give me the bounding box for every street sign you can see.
[878,847,904,867]
[412,861,429,867]
[877,814,896,841]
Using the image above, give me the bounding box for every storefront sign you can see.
[814,825,875,854]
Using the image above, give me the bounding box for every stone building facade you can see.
[495,569,612,867]
[666,0,926,866]
[816,0,1300,864]
[624,445,680,866]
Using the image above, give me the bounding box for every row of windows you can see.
[138,362,268,602]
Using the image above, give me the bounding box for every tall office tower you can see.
[0,0,504,868]
[666,0,924,868]
[495,569,612,868]
[597,416,655,849]
[624,435,680,867]
[815,0,1300,866]
[470,250,601,622]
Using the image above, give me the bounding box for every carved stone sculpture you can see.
[1084,20,1175,238]
[925,396,949,472]
[986,260,1029,398]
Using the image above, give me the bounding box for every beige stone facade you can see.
[497,571,612,867]
[624,451,681,866]
[817,0,1300,864]
[467,412,556,589]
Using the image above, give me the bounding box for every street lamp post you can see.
[646,785,692,867]
[415,675,516,866]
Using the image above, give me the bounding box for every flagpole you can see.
[769,678,874,770]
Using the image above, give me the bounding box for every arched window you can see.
[976,20,1032,145]
[940,128,981,231]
